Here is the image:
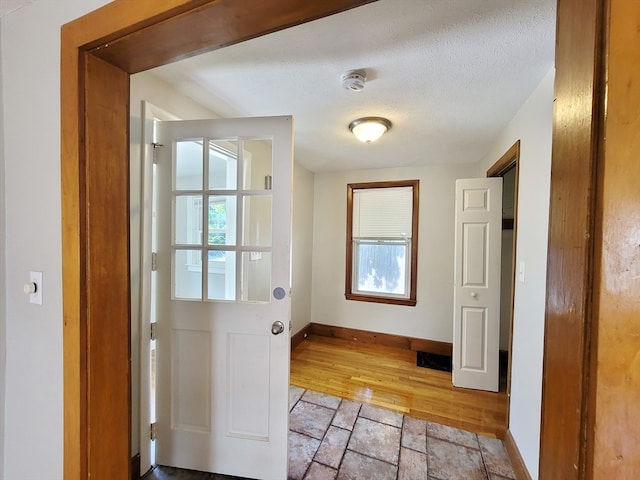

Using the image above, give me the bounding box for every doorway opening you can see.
[487,140,520,424]
[63,1,597,478]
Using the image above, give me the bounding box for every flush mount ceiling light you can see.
[348,117,392,143]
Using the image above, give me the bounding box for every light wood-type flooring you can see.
[290,335,508,438]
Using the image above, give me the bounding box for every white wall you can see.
[311,163,476,341]
[131,74,222,124]
[477,68,554,479]
[0,22,6,480]
[0,1,112,478]
[291,163,314,335]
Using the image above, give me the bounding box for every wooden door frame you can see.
[60,0,610,478]
[539,0,605,478]
[487,140,520,429]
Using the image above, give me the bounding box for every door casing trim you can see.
[60,0,607,478]
[487,139,520,430]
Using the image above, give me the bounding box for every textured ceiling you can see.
[0,0,32,17]
[2,0,554,173]
[148,0,556,172]
[148,0,555,173]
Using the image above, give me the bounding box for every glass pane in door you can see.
[175,140,203,190]
[208,195,237,246]
[241,251,271,303]
[208,250,236,301]
[242,195,272,247]
[174,249,202,299]
[174,195,203,245]
[242,139,273,191]
[209,139,237,190]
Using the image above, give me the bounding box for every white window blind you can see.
[352,186,413,238]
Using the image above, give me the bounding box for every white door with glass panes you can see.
[154,116,292,479]
[452,177,502,392]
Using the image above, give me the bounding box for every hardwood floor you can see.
[290,335,508,438]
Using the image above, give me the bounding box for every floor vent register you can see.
[416,351,452,372]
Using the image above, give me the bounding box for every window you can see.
[345,180,419,306]
[171,136,274,302]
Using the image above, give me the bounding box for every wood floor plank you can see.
[290,335,508,438]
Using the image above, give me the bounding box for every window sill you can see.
[345,293,416,307]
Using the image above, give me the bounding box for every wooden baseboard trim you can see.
[309,323,452,356]
[504,429,532,480]
[131,453,140,480]
[291,323,312,351]
[306,324,511,370]
[410,337,452,356]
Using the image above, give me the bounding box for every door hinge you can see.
[150,323,157,341]
[150,422,157,441]
[152,142,163,163]
[151,252,157,272]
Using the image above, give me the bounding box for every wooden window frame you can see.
[345,180,419,306]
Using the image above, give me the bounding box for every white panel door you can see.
[155,116,292,479]
[453,177,502,392]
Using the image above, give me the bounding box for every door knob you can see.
[271,321,285,335]
[470,292,477,298]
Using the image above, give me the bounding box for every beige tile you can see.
[332,400,361,431]
[360,403,404,428]
[348,417,401,465]
[314,426,351,469]
[401,416,427,453]
[427,437,486,480]
[302,390,342,409]
[489,474,515,480]
[152,389,505,480]
[426,420,479,449]
[290,401,336,440]
[478,435,515,479]
[398,447,428,479]
[289,431,321,480]
[290,385,305,411]
[304,462,338,480]
[337,450,398,480]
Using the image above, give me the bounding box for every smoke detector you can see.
[341,70,366,91]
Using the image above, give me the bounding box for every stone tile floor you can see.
[288,386,516,480]
[144,386,516,480]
